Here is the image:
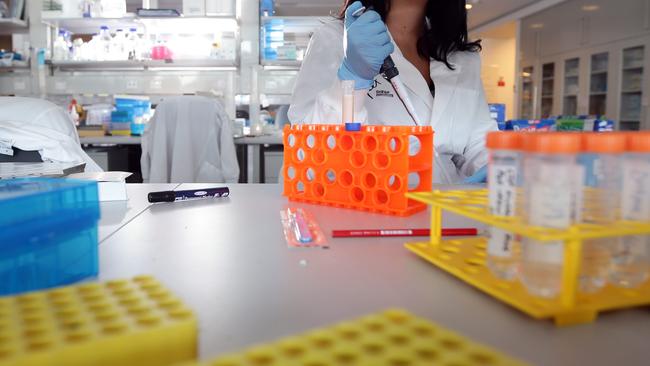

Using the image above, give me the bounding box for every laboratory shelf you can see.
[47,59,238,71]
[0,17,28,34]
[42,15,238,34]
[261,59,302,69]
[0,63,30,72]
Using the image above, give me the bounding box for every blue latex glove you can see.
[463,165,488,184]
[338,1,394,90]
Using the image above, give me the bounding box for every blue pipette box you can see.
[0,178,100,296]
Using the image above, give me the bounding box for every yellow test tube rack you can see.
[177,309,526,366]
[0,276,197,366]
[404,189,650,326]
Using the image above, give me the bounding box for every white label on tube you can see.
[488,153,518,216]
[529,163,572,228]
[571,164,585,223]
[621,159,650,221]
[487,227,514,258]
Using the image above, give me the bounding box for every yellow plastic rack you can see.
[404,189,650,326]
[178,309,526,366]
[0,276,197,366]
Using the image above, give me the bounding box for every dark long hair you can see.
[339,0,481,69]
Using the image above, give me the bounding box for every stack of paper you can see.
[68,171,132,201]
[0,162,85,179]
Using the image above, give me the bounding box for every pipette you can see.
[351,6,423,126]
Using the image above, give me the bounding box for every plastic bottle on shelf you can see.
[98,26,112,61]
[578,132,627,293]
[520,133,583,298]
[111,29,126,60]
[610,132,650,288]
[486,131,523,280]
[53,30,69,61]
[71,38,83,60]
[126,28,138,60]
[260,0,275,16]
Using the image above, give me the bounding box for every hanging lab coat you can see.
[140,96,239,183]
[0,97,102,172]
[288,20,497,184]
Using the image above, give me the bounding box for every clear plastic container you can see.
[578,132,627,293]
[486,131,523,280]
[99,25,112,61]
[0,178,100,296]
[53,30,69,61]
[111,28,126,60]
[127,27,138,60]
[611,132,650,288]
[520,133,583,298]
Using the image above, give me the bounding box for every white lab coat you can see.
[0,97,102,172]
[140,96,239,183]
[288,20,497,184]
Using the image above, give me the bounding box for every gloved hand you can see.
[338,1,394,90]
[463,165,488,184]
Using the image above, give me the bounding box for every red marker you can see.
[332,228,478,238]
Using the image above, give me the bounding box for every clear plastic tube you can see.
[611,132,650,288]
[578,133,626,293]
[341,80,355,125]
[520,133,582,298]
[486,132,522,280]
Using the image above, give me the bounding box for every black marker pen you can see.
[148,187,230,203]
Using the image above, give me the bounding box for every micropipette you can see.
[351,6,423,126]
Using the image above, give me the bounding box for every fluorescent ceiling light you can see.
[465,4,473,10]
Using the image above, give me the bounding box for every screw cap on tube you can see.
[524,132,582,154]
[627,131,650,152]
[345,123,362,132]
[583,132,627,153]
[486,131,523,150]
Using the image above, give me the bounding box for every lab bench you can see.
[94,183,650,366]
[79,133,284,183]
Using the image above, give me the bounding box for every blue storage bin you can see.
[111,109,134,123]
[131,122,146,135]
[0,178,100,296]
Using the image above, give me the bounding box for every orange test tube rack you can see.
[282,124,434,216]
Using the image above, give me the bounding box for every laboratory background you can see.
[0,0,649,365]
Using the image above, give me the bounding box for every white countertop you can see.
[80,133,284,146]
[97,184,650,365]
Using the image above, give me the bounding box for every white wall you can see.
[474,22,518,120]
[479,37,517,120]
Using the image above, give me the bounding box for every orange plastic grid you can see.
[283,124,434,216]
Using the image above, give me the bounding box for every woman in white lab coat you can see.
[288,0,496,184]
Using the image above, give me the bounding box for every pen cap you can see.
[148,191,176,203]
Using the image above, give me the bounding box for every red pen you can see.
[332,228,478,238]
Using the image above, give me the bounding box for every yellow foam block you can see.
[0,276,197,366]
[179,309,526,366]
